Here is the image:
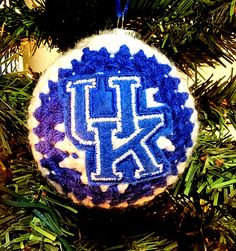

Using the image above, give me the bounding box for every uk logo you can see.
[64,75,173,185]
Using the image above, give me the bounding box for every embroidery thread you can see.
[65,75,173,184]
[28,33,198,208]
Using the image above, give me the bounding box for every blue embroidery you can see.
[63,75,173,184]
[33,44,195,206]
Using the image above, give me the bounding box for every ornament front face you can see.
[28,31,198,209]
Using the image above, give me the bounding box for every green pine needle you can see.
[191,72,236,132]
[130,0,236,74]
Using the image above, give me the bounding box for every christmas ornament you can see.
[28,29,198,208]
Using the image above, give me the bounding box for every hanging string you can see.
[115,0,131,28]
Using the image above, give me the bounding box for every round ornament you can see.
[28,30,198,209]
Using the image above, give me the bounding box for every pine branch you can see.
[1,0,236,74]
[0,0,46,46]
[129,0,236,74]
[0,0,115,52]
[174,132,236,206]
[104,234,178,251]
[191,72,236,133]
[0,160,79,251]
[0,72,36,159]
[171,131,236,249]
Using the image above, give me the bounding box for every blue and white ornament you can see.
[28,30,198,208]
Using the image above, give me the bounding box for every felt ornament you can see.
[28,29,198,209]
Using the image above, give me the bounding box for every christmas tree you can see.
[0,0,236,250]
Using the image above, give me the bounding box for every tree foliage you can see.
[1,0,236,73]
[0,1,236,250]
